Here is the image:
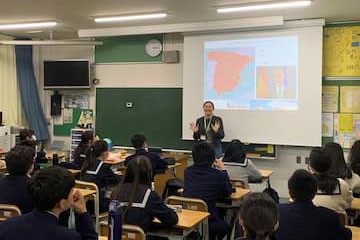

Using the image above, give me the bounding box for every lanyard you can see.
[204,116,212,133]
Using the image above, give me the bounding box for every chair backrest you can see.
[122,224,146,240]
[338,212,347,225]
[165,195,208,212]
[0,204,21,223]
[230,178,246,189]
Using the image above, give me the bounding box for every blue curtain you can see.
[15,45,49,141]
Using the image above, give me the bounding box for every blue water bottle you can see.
[108,200,122,240]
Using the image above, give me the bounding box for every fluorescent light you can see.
[95,13,167,23]
[0,40,102,46]
[217,1,311,13]
[0,21,57,30]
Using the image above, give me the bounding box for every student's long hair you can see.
[239,193,279,240]
[309,147,339,194]
[80,140,108,177]
[74,131,93,164]
[324,142,352,179]
[112,155,152,218]
[223,139,246,164]
[349,140,360,175]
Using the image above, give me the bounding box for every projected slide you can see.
[204,36,298,110]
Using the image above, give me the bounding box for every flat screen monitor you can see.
[43,60,90,89]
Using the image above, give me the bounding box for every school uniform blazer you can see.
[183,165,233,220]
[275,201,352,240]
[193,115,224,148]
[0,210,97,240]
[117,183,178,232]
[124,149,168,176]
[0,175,33,214]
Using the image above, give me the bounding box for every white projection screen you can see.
[182,26,323,146]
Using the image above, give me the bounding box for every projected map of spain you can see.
[208,52,254,95]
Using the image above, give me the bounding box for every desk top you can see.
[98,236,106,240]
[230,187,251,200]
[73,188,96,197]
[154,209,209,229]
[104,153,129,165]
[68,169,81,174]
[351,198,360,210]
[259,169,273,178]
[347,226,360,240]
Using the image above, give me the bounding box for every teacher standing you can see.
[190,101,225,158]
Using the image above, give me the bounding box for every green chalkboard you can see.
[95,88,193,150]
[95,34,163,63]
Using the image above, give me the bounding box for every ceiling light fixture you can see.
[0,21,57,30]
[217,0,311,13]
[94,13,167,23]
[0,40,102,46]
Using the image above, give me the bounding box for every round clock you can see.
[145,39,163,57]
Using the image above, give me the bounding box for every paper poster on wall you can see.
[340,86,360,113]
[334,133,353,149]
[338,113,353,133]
[78,109,93,128]
[64,95,89,109]
[63,108,73,124]
[54,115,64,126]
[322,113,334,137]
[322,86,338,112]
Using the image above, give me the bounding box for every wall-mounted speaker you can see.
[163,50,180,63]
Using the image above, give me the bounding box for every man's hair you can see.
[19,129,33,141]
[288,169,317,202]
[131,134,146,149]
[192,142,215,167]
[5,145,35,175]
[28,167,75,211]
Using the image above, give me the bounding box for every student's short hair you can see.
[5,145,35,175]
[309,147,331,174]
[192,142,215,167]
[240,193,279,240]
[203,101,215,109]
[19,129,33,141]
[28,167,75,211]
[131,134,146,149]
[81,131,93,144]
[288,169,317,202]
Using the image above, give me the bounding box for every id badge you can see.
[200,135,206,141]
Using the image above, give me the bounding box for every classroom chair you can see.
[75,180,108,232]
[0,204,21,223]
[99,222,146,240]
[230,178,246,189]
[339,212,348,225]
[165,196,209,240]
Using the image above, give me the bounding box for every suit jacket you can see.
[183,165,233,220]
[0,175,33,214]
[193,115,224,148]
[124,149,168,177]
[275,201,351,240]
[0,210,97,240]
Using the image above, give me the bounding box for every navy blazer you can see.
[275,201,352,240]
[124,149,168,177]
[0,210,97,240]
[183,165,233,220]
[0,175,33,214]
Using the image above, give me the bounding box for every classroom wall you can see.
[33,33,315,198]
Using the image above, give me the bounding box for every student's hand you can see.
[72,190,87,214]
[213,159,224,170]
[212,120,220,132]
[190,122,199,132]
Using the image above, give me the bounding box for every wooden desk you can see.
[73,188,96,198]
[348,226,360,240]
[351,198,360,210]
[230,187,251,201]
[98,236,107,240]
[259,169,273,179]
[68,169,81,175]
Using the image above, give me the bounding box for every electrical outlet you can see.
[296,156,301,164]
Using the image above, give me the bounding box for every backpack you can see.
[263,180,279,203]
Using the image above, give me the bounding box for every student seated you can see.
[124,134,168,178]
[309,147,352,214]
[0,145,34,214]
[238,193,279,240]
[275,169,351,240]
[112,155,178,234]
[222,139,262,187]
[349,140,360,195]
[80,140,121,213]
[18,129,36,149]
[325,142,360,193]
[183,142,234,240]
[72,131,96,170]
[0,167,97,240]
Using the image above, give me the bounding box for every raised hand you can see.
[213,159,224,170]
[72,190,87,214]
[190,122,199,132]
[212,120,221,132]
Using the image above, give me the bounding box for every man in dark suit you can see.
[275,169,351,240]
[124,134,168,178]
[0,145,34,213]
[183,142,233,240]
[0,167,97,240]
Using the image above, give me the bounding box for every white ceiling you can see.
[1,0,359,39]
